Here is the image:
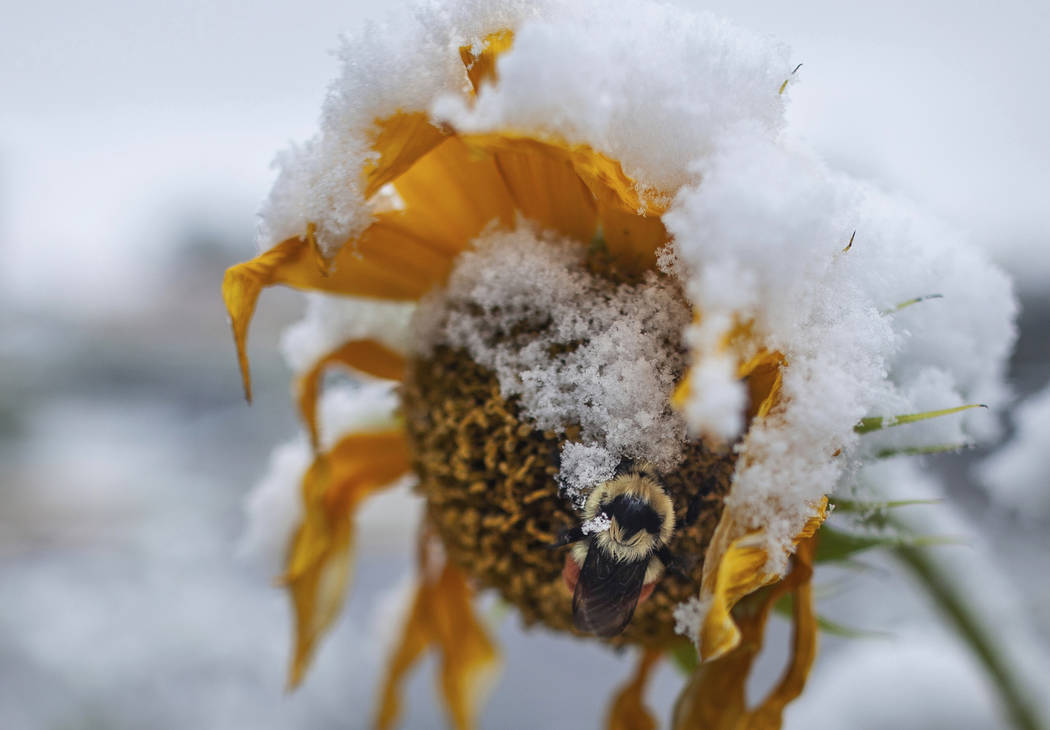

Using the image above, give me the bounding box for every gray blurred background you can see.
[2,1,1048,728]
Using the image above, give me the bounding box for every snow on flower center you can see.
[411,227,693,504]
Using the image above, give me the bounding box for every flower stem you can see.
[893,543,1044,730]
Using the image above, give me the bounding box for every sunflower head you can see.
[225,2,1016,728]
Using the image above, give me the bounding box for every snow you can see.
[280,294,416,374]
[266,0,1016,643]
[581,512,611,536]
[417,229,692,501]
[978,380,1050,516]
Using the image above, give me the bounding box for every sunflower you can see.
[223,2,1017,729]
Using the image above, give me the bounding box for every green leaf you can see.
[855,404,987,434]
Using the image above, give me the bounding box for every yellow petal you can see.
[738,349,787,420]
[364,112,450,199]
[606,649,662,730]
[430,560,501,730]
[567,144,666,217]
[284,429,410,688]
[747,537,818,728]
[459,29,515,94]
[296,338,407,451]
[376,538,500,730]
[699,529,776,661]
[598,203,667,275]
[222,223,447,401]
[391,135,516,254]
[698,497,827,662]
[463,134,599,244]
[672,536,818,730]
[672,317,786,422]
[375,582,433,730]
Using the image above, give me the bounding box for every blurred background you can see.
[1,1,1047,728]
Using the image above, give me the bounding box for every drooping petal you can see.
[376,537,500,730]
[606,649,662,730]
[747,538,818,728]
[697,499,826,662]
[222,222,448,400]
[672,536,818,730]
[283,429,410,688]
[375,581,433,730]
[698,526,776,661]
[295,339,407,450]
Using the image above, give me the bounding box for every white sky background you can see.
[1,0,1049,314]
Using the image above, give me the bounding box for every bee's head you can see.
[585,467,676,550]
[607,493,664,541]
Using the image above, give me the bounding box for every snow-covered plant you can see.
[223,2,1028,727]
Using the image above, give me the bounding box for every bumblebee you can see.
[553,462,682,637]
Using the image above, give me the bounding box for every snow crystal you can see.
[581,512,611,536]
[557,443,618,507]
[672,596,706,642]
[979,381,1050,516]
[417,228,692,500]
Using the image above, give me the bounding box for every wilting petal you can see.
[697,498,826,662]
[672,536,817,730]
[296,339,407,450]
[698,527,776,661]
[747,538,818,728]
[460,29,515,94]
[284,429,410,688]
[606,649,662,730]
[222,223,448,400]
[376,539,500,730]
[375,581,433,730]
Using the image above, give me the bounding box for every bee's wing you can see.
[572,540,648,638]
